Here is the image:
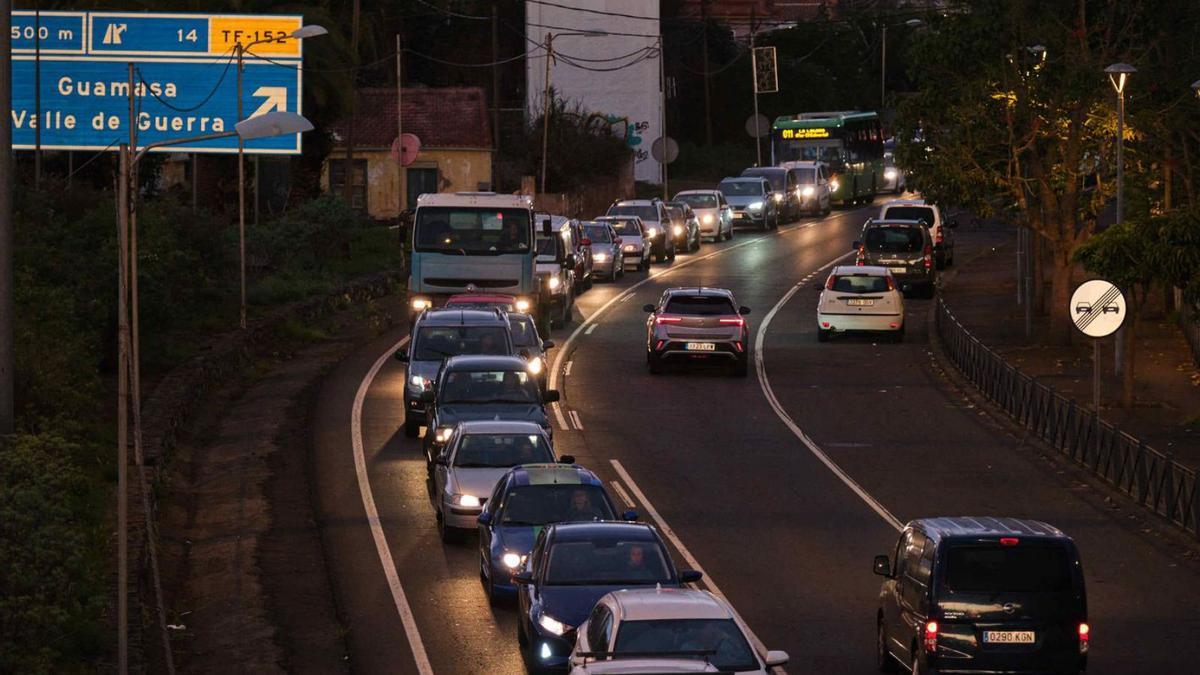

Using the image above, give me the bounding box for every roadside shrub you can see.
[245,194,368,274]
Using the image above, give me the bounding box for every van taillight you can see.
[923,621,938,653]
[857,244,866,265]
[923,245,933,269]
[935,228,944,245]
[1078,623,1089,654]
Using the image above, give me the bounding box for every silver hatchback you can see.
[644,288,751,376]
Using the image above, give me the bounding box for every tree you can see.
[896,0,1199,344]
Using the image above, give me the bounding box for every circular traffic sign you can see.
[745,113,770,138]
[391,133,422,166]
[1069,279,1126,338]
[651,136,679,164]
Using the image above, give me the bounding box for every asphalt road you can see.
[312,200,1200,674]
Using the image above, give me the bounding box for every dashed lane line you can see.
[585,323,598,335]
[610,480,636,509]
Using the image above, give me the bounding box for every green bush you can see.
[0,434,107,672]
[245,194,368,275]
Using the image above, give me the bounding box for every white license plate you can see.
[847,299,875,306]
[983,631,1035,644]
[889,266,907,274]
[685,342,716,351]
[734,212,748,219]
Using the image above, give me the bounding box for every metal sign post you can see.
[1070,279,1127,451]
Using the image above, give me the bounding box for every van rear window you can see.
[943,544,1072,593]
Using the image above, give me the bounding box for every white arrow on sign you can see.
[250,86,288,118]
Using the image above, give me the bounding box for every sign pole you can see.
[750,28,761,166]
[659,36,668,199]
[236,42,247,330]
[116,141,130,675]
[0,0,14,436]
[397,33,404,214]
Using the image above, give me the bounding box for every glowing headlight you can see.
[702,214,714,224]
[748,201,764,211]
[538,613,569,636]
[885,168,898,180]
[547,276,561,290]
[435,426,454,443]
[593,252,609,263]
[451,493,481,508]
[646,227,658,239]
[802,186,815,197]
[409,375,428,389]
[773,193,783,202]
[830,180,840,192]
[515,298,531,313]
[411,297,431,311]
[501,552,525,569]
[673,225,684,236]
[527,358,543,375]
[623,244,636,252]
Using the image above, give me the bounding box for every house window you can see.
[407,168,438,209]
[330,159,368,211]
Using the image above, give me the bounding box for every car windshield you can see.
[544,540,672,586]
[610,219,643,236]
[498,484,615,526]
[507,315,539,348]
[742,169,784,191]
[943,544,1073,593]
[453,433,554,468]
[439,369,539,404]
[864,227,923,253]
[609,205,658,222]
[885,206,935,225]
[413,326,509,360]
[793,168,817,183]
[584,225,612,243]
[414,207,531,254]
[664,296,736,316]
[535,236,564,260]
[830,275,890,293]
[718,181,763,196]
[613,619,758,672]
[675,194,717,209]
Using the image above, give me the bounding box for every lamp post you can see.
[881,19,923,109]
[1104,63,1136,226]
[115,110,314,674]
[235,24,326,329]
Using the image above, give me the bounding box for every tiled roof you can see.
[328,86,493,150]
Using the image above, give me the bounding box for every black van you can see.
[873,517,1088,675]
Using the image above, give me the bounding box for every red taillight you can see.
[1078,623,1090,654]
[821,321,830,328]
[935,228,944,244]
[732,341,744,352]
[1000,537,1019,546]
[856,244,866,265]
[923,621,938,653]
[826,276,836,290]
[655,315,683,325]
[655,340,665,350]
[718,317,745,327]
[886,276,895,291]
[923,245,933,269]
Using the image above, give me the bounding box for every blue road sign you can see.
[11,11,305,154]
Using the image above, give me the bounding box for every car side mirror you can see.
[477,512,492,526]
[947,219,959,228]
[679,569,704,584]
[643,304,656,313]
[542,389,561,403]
[394,347,409,362]
[420,390,436,404]
[558,454,575,464]
[541,218,552,236]
[738,306,751,315]
[622,509,639,522]
[541,339,555,350]
[765,650,790,667]
[852,240,862,251]
[513,571,534,585]
[873,555,892,577]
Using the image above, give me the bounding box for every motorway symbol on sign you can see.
[1070,279,1126,338]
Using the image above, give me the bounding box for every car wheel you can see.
[404,417,421,439]
[648,352,664,375]
[817,327,831,342]
[877,622,898,672]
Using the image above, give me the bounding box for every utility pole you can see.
[0,0,14,435]
[701,0,712,146]
[116,140,130,675]
[396,33,405,214]
[880,23,887,110]
[540,32,553,195]
[491,4,501,173]
[343,0,361,206]
[750,14,762,166]
[659,36,668,199]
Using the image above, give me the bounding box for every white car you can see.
[816,266,905,342]
[672,190,733,242]
[780,160,833,216]
[428,420,561,541]
[569,588,788,674]
[878,199,956,269]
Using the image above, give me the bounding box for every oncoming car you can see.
[816,266,905,342]
[672,190,733,242]
[596,215,650,273]
[644,288,752,376]
[508,311,555,390]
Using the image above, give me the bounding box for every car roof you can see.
[866,218,927,228]
[673,189,719,196]
[443,354,528,370]
[781,160,822,168]
[456,420,546,435]
[830,265,891,277]
[547,521,659,542]
[883,198,929,207]
[613,199,658,206]
[663,287,735,299]
[506,463,605,488]
[742,166,785,173]
[719,176,763,183]
[912,517,1069,544]
[596,214,641,223]
[534,214,572,233]
[417,192,532,209]
[417,308,509,326]
[610,588,731,621]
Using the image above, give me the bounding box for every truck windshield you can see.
[414,207,531,254]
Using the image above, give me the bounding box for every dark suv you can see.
[395,308,515,438]
[854,219,937,298]
[873,517,1088,675]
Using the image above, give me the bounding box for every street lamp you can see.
[235,24,327,329]
[114,109,313,675]
[881,18,923,109]
[1105,63,1136,225]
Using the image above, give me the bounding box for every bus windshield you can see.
[776,142,844,165]
[414,207,531,254]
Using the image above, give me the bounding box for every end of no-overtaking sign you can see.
[1070,279,1127,338]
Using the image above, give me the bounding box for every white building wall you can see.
[526,0,663,184]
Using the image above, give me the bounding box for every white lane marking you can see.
[585,323,598,335]
[619,293,633,303]
[351,336,435,674]
[568,410,584,430]
[611,460,783,673]
[564,360,573,377]
[610,480,636,509]
[753,252,904,532]
[551,402,567,430]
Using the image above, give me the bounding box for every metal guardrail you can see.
[935,298,1199,538]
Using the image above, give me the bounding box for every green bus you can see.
[771,111,885,206]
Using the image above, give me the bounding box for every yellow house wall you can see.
[321,147,493,219]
